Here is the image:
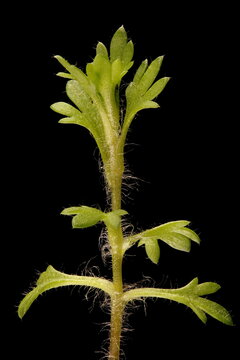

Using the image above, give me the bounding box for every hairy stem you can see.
[105,147,125,360]
[107,224,124,360]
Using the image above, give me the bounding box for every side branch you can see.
[18,265,114,319]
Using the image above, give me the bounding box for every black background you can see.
[4,1,239,359]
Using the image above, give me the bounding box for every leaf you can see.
[66,80,94,113]
[18,265,114,319]
[56,72,74,79]
[54,55,92,98]
[137,56,164,95]
[174,227,201,244]
[122,40,134,65]
[110,25,127,62]
[103,209,128,228]
[123,278,233,326]
[51,102,89,128]
[96,42,109,59]
[195,282,221,296]
[123,55,169,137]
[62,207,128,230]
[140,220,199,252]
[86,54,111,93]
[50,102,81,117]
[61,206,104,229]
[189,302,207,324]
[139,238,160,264]
[194,297,233,326]
[133,59,148,84]
[159,232,191,252]
[111,59,124,84]
[144,77,171,101]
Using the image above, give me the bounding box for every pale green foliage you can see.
[61,206,128,229]
[19,26,233,351]
[123,278,233,326]
[18,265,114,319]
[124,220,200,263]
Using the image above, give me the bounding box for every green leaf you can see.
[50,102,81,117]
[194,297,233,326]
[54,55,92,98]
[51,102,89,128]
[52,79,109,164]
[86,54,111,93]
[18,265,114,319]
[189,302,208,324]
[103,209,128,229]
[122,40,134,65]
[61,207,128,230]
[133,100,160,113]
[66,80,94,113]
[159,232,191,252]
[195,282,221,296]
[140,220,199,252]
[125,220,200,258]
[96,42,109,59]
[56,72,74,79]
[58,116,85,125]
[111,59,124,84]
[110,25,127,62]
[61,206,104,229]
[139,238,160,264]
[123,55,169,137]
[123,277,233,326]
[144,77,171,101]
[174,227,201,244]
[137,56,164,95]
[133,59,148,83]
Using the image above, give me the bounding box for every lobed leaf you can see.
[124,220,200,262]
[18,265,114,319]
[140,220,199,253]
[123,55,169,138]
[61,206,128,230]
[54,55,93,98]
[61,206,104,229]
[123,277,233,326]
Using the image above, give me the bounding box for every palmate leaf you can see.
[123,277,234,326]
[125,220,200,263]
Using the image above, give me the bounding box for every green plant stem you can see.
[105,145,125,360]
[108,225,124,360]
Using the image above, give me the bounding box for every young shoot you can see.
[18,26,233,360]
